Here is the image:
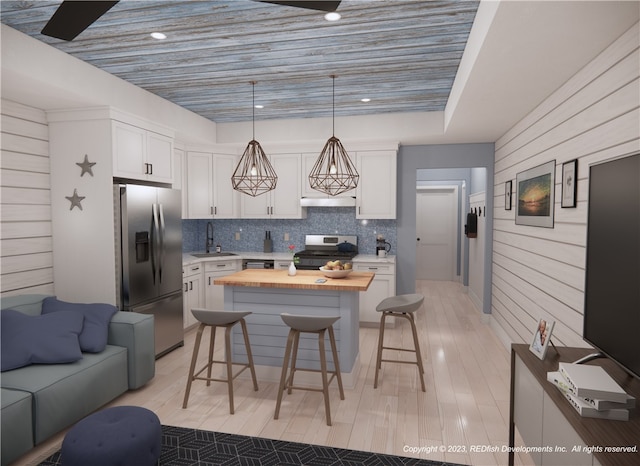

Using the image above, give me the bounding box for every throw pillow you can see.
[42,297,118,353]
[1,309,83,372]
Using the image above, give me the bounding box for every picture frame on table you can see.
[515,160,555,228]
[561,159,578,208]
[505,180,512,210]
[529,318,555,360]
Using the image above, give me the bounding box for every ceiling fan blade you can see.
[41,1,119,41]
[257,1,341,12]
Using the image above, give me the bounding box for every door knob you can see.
[417,238,420,241]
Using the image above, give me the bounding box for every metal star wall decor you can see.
[76,154,96,177]
[65,189,86,211]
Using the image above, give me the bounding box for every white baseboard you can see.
[489,317,514,352]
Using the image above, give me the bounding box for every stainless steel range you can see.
[294,235,358,270]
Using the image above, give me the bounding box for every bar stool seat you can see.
[275,313,345,426]
[374,293,426,392]
[182,309,258,414]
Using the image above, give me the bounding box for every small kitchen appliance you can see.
[294,235,358,270]
[376,236,391,256]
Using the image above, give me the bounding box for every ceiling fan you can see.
[41,0,342,41]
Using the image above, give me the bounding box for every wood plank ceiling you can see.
[0,1,479,123]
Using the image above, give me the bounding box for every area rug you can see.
[39,424,466,466]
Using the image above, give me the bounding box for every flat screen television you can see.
[582,152,640,379]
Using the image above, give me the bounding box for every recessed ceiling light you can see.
[361,98,371,103]
[150,32,166,40]
[324,12,341,21]
[255,104,264,109]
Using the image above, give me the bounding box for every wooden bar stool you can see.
[374,293,426,392]
[274,314,345,426]
[182,308,258,414]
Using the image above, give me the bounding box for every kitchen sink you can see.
[191,252,238,258]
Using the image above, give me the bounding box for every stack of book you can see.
[547,362,635,421]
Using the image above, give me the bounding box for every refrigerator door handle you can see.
[151,203,160,285]
[158,203,166,284]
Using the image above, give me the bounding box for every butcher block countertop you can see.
[214,269,374,291]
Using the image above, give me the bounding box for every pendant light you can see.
[231,81,277,196]
[309,75,359,196]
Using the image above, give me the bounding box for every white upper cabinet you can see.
[240,153,306,219]
[186,151,213,218]
[112,121,173,183]
[212,154,239,218]
[355,150,397,219]
[173,147,188,217]
[185,151,239,219]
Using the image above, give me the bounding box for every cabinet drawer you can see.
[204,260,238,272]
[354,263,395,274]
[183,264,202,277]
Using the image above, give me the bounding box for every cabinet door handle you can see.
[368,267,378,270]
[148,163,153,175]
[189,281,193,291]
[184,282,188,292]
[214,206,217,215]
[191,266,200,272]
[208,277,212,285]
[210,206,213,215]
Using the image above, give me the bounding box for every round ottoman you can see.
[61,406,161,466]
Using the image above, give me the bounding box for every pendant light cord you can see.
[251,81,256,140]
[331,75,335,137]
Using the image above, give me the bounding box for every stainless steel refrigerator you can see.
[114,184,183,357]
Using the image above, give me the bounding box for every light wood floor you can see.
[20,280,532,466]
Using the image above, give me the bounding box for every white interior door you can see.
[416,187,457,280]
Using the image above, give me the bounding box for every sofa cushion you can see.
[42,297,117,353]
[1,388,34,465]
[0,294,48,316]
[1,309,83,372]
[1,345,129,444]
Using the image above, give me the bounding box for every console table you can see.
[509,344,640,466]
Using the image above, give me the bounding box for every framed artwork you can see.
[561,159,578,208]
[505,180,512,210]
[529,318,555,360]
[516,160,556,228]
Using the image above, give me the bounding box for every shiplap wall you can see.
[491,22,640,350]
[0,99,54,297]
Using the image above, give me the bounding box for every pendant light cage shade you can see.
[232,139,278,197]
[309,75,359,196]
[232,81,277,197]
[308,136,359,196]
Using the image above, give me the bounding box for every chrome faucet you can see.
[205,222,214,253]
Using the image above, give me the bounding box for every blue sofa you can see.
[1,295,156,466]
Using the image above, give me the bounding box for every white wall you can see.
[0,100,55,297]
[490,22,640,349]
[468,191,485,313]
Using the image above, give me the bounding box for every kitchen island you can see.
[214,269,374,387]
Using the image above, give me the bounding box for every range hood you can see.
[300,196,356,207]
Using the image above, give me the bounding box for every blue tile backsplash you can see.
[182,207,396,256]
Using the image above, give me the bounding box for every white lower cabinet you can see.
[513,354,594,466]
[204,260,239,310]
[183,264,203,329]
[354,261,396,326]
